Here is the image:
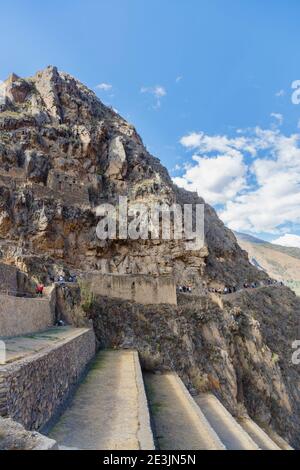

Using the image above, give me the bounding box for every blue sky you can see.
[1,0,300,246]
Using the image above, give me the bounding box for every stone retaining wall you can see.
[0,263,18,292]
[0,328,95,430]
[85,273,177,305]
[0,294,54,338]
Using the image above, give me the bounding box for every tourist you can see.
[36,283,44,297]
[58,275,65,286]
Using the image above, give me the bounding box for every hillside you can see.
[235,232,300,296]
[1,66,300,447]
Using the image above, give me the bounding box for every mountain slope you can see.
[1,66,300,447]
[235,232,300,295]
[0,66,264,290]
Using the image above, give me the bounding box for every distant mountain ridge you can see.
[235,232,300,260]
[235,231,300,295]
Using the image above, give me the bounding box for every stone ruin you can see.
[47,169,90,204]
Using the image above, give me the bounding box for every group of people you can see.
[56,274,77,286]
[266,279,284,286]
[242,282,259,289]
[208,278,284,296]
[177,285,193,293]
[208,286,238,294]
[35,274,78,296]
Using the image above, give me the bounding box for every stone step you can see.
[194,394,260,450]
[237,416,282,450]
[1,326,91,364]
[255,425,293,450]
[144,372,225,450]
[48,350,154,450]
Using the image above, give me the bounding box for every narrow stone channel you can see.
[48,350,145,450]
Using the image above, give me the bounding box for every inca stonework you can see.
[0,67,300,448]
[0,328,95,430]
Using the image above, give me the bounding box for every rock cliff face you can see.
[0,66,300,446]
[0,66,262,288]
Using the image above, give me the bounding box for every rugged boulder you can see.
[0,417,57,450]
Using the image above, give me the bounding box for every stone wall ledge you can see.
[0,327,96,430]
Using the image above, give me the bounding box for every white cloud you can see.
[221,131,300,232]
[172,163,182,171]
[141,85,167,108]
[180,132,202,148]
[95,82,112,91]
[173,153,247,205]
[176,127,300,234]
[272,234,300,248]
[270,112,283,126]
[154,86,166,97]
[180,131,256,156]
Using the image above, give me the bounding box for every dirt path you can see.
[48,350,153,450]
[144,372,224,450]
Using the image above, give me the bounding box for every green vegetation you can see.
[272,352,279,364]
[144,380,164,415]
[78,279,95,312]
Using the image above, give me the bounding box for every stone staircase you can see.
[144,372,225,450]
[237,416,281,450]
[195,393,278,450]
[0,340,293,450]
[0,267,291,450]
[0,281,293,452]
[145,371,291,450]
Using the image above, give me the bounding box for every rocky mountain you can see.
[1,66,300,447]
[0,66,264,289]
[235,232,300,296]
